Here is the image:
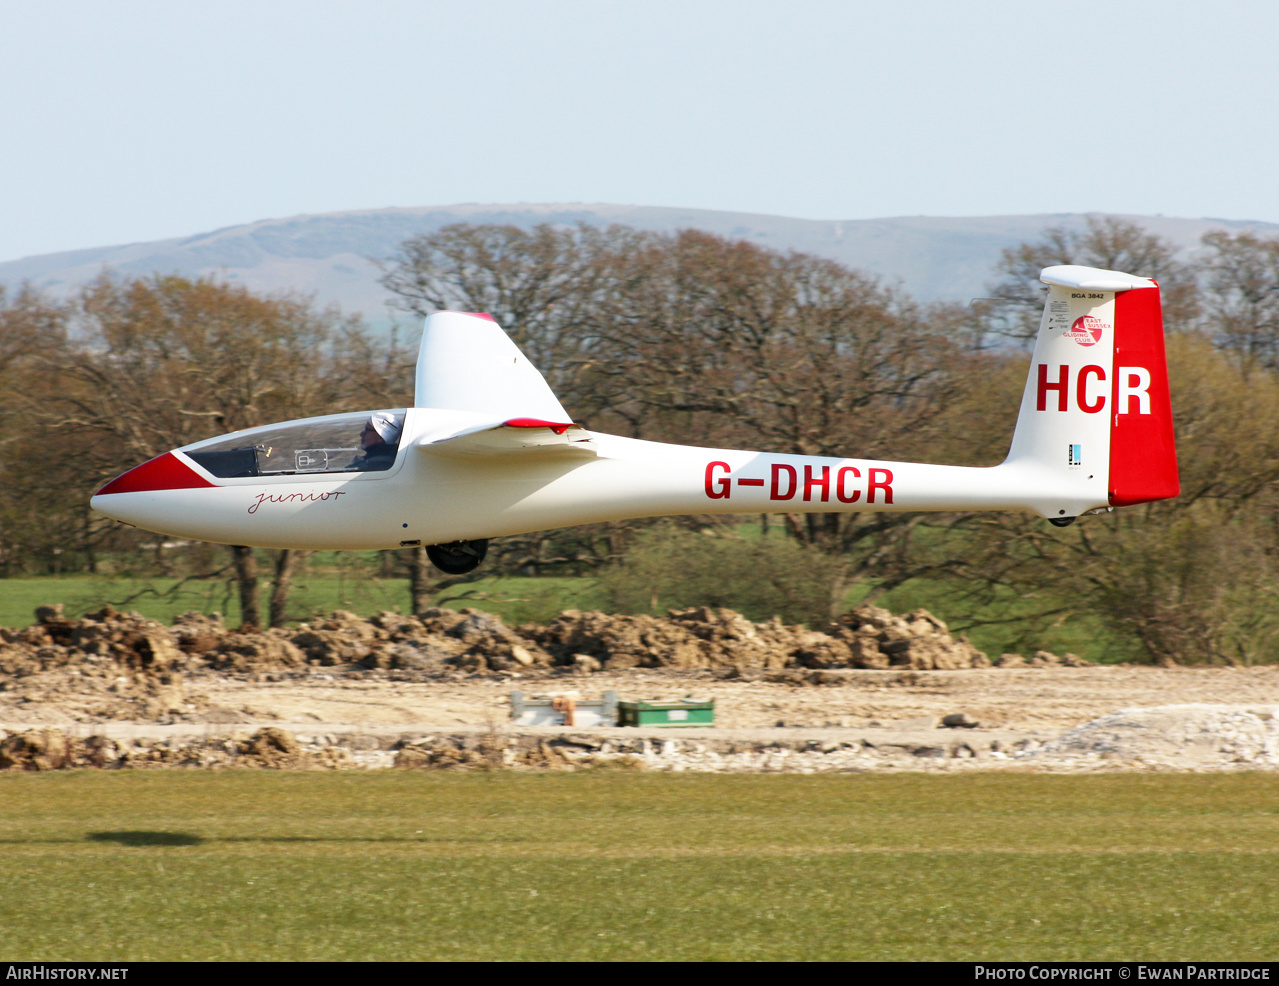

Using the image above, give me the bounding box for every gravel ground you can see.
[7,664,1279,772]
[183,664,1279,731]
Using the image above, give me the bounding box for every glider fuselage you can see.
[90,423,1098,551]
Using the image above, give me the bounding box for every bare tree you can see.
[381,222,1010,590]
[984,216,1198,344]
[584,230,987,582]
[0,286,77,574]
[268,549,313,627]
[1200,230,1279,373]
[19,273,407,625]
[380,222,636,414]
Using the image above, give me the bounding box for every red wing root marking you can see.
[504,418,573,435]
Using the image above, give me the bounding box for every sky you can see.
[3,0,1278,262]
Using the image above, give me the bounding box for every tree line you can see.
[1,217,1276,662]
[0,275,414,624]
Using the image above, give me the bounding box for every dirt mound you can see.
[0,600,1079,726]
[1025,705,1279,767]
[206,632,308,672]
[282,608,553,673]
[522,604,995,672]
[1,604,185,675]
[0,605,200,721]
[1,601,1004,678]
[392,732,646,771]
[234,726,353,768]
[526,609,709,670]
[0,727,162,770]
[830,605,991,670]
[0,727,76,770]
[0,726,355,770]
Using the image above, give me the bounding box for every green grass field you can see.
[0,573,609,630]
[2,772,1277,961]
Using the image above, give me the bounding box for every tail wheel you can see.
[426,539,489,574]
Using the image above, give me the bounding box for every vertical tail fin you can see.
[1005,265,1178,520]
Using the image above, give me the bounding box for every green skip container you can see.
[618,698,715,728]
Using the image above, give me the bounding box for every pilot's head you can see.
[361,411,403,449]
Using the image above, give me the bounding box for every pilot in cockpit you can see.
[348,411,402,471]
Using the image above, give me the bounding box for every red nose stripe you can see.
[503,418,573,436]
[95,452,217,495]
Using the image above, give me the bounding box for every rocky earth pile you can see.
[1,600,1010,678]
[0,601,1043,723]
[0,605,204,720]
[0,722,1071,773]
[1025,705,1279,768]
[527,605,1004,672]
[0,725,353,770]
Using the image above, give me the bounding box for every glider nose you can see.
[91,451,215,522]
[95,452,215,496]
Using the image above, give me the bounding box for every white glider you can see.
[91,266,1179,573]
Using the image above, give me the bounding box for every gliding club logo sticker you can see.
[1064,315,1105,347]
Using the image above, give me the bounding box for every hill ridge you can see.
[4,204,1277,328]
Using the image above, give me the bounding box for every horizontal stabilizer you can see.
[1039,265,1157,292]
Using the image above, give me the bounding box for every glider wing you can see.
[416,409,596,459]
[414,310,572,422]
[412,310,594,458]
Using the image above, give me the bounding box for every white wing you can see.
[410,312,594,460]
[417,414,597,459]
[414,311,573,423]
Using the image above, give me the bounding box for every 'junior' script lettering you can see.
[248,490,347,514]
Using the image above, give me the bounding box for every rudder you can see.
[1109,284,1179,505]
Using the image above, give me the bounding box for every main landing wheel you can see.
[427,539,489,575]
